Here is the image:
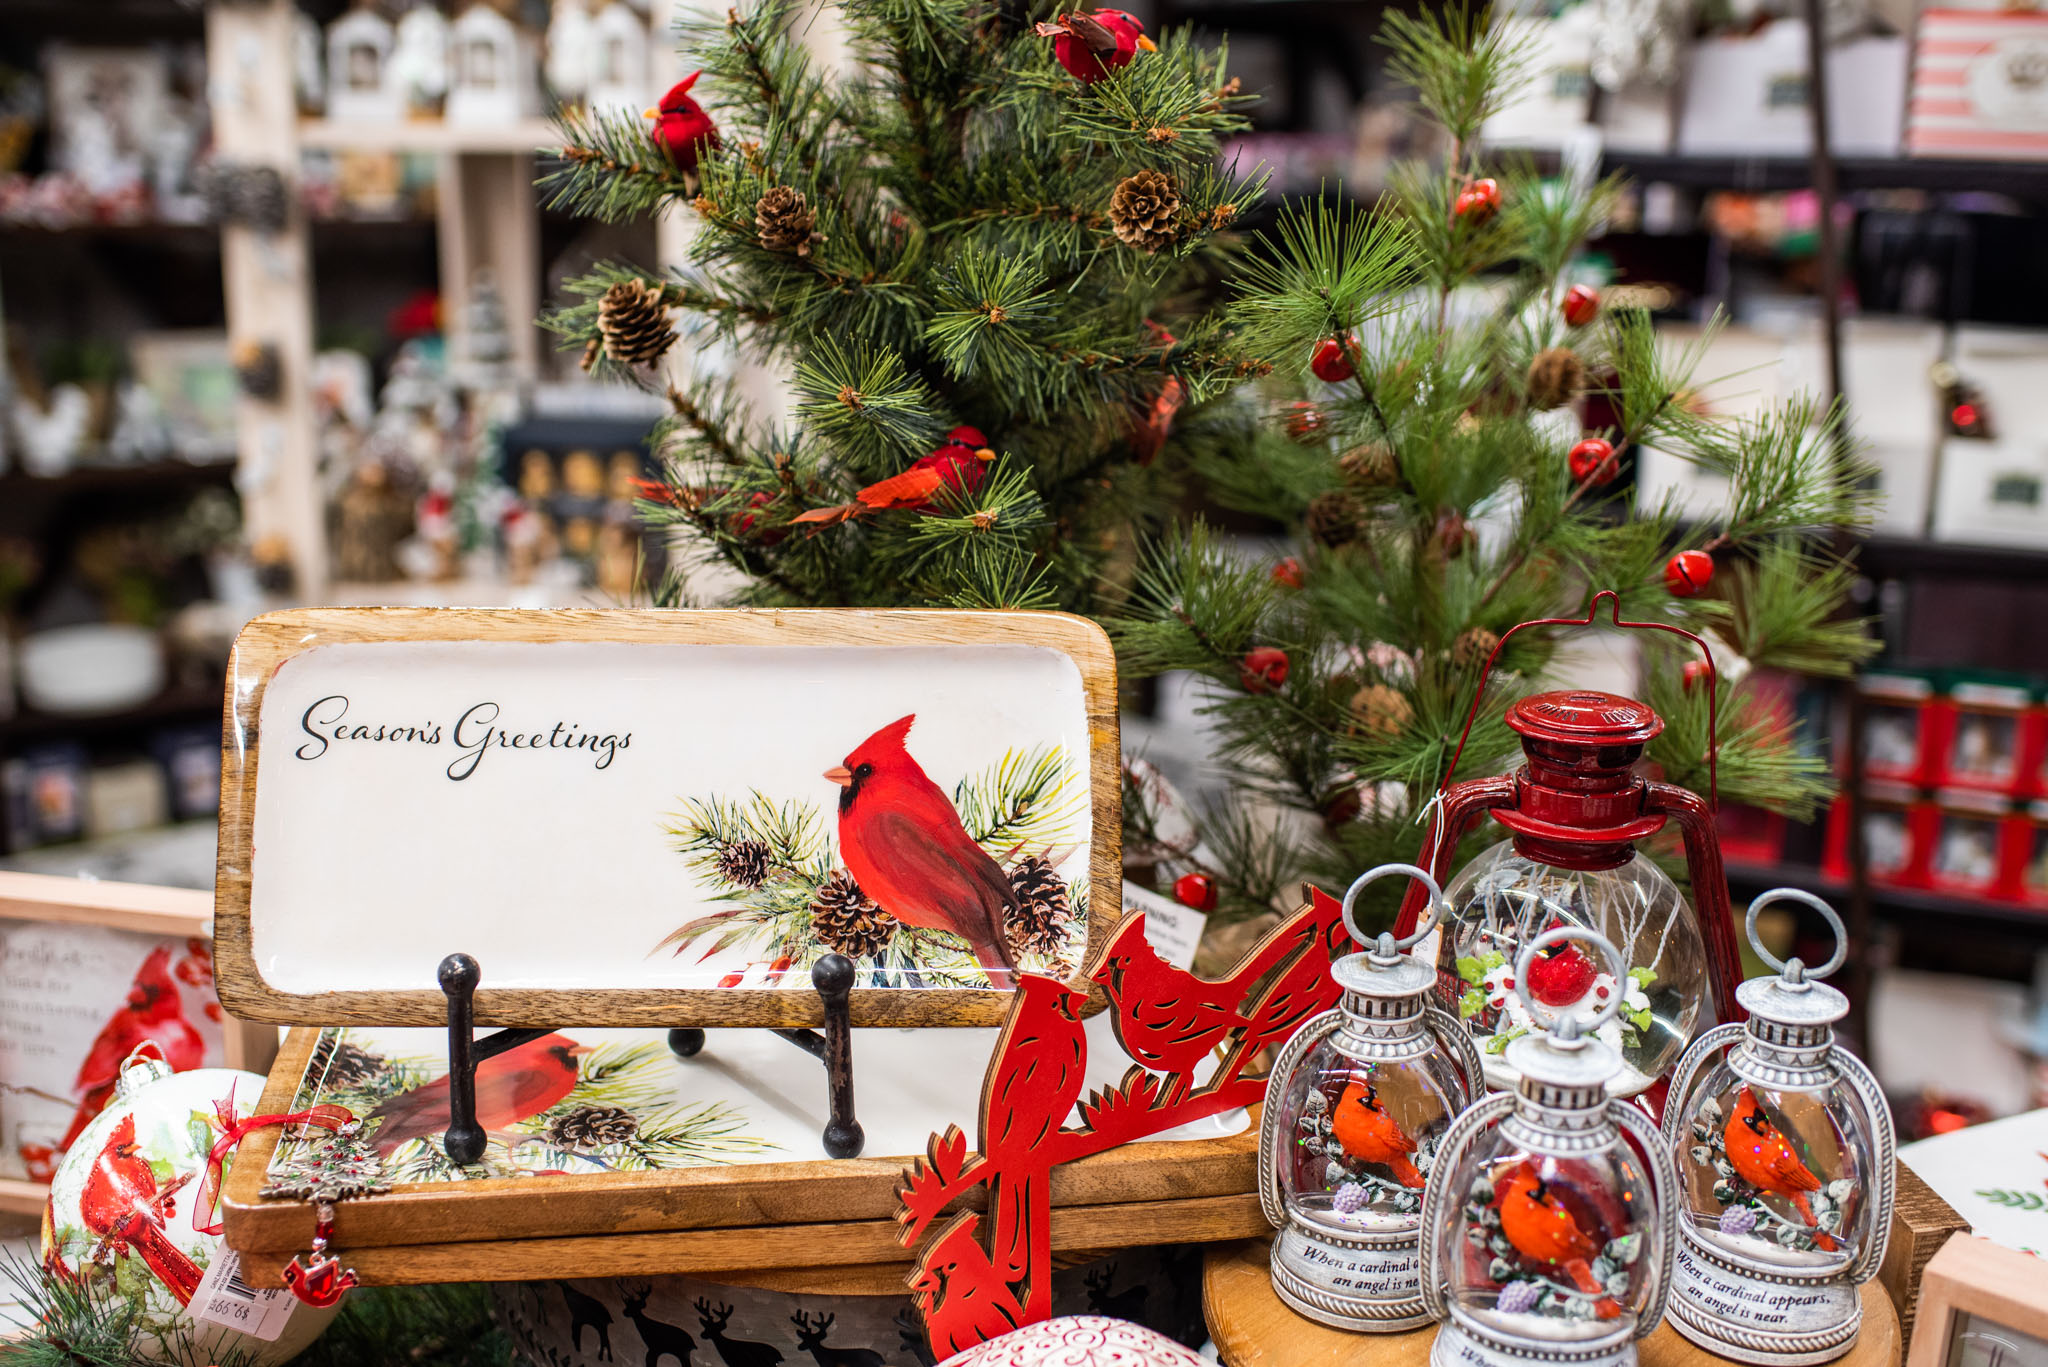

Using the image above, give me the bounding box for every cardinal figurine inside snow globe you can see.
[1259,863,1485,1332]
[1659,889,1894,1365]
[1419,926,1676,1367]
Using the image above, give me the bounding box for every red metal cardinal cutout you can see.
[896,886,1348,1354]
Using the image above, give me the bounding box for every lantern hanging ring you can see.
[1341,862,1445,962]
[1440,589,1720,809]
[1743,887,1847,987]
[1512,924,1628,1042]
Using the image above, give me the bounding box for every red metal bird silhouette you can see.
[828,716,1020,989]
[367,1034,591,1157]
[910,1213,1027,1359]
[645,73,719,180]
[79,1114,202,1305]
[1498,1164,1622,1318]
[1332,1079,1424,1188]
[1725,1087,1837,1252]
[1236,905,1348,1056]
[982,976,1088,1317]
[63,946,206,1150]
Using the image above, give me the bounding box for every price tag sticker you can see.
[192,1248,297,1341]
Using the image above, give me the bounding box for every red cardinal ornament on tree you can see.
[828,715,1022,988]
[1310,338,1356,383]
[1240,646,1289,693]
[1452,177,1501,224]
[645,72,720,179]
[1568,437,1618,485]
[1034,10,1156,84]
[1562,284,1601,328]
[1665,549,1714,597]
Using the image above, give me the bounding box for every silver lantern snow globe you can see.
[1660,889,1894,1365]
[1419,925,1676,1367]
[1258,863,1486,1331]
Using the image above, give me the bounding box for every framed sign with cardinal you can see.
[212,606,1120,1030]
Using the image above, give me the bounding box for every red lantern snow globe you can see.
[1393,593,1747,1100]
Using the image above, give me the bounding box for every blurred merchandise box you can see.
[1635,324,1798,518]
[1926,787,2012,898]
[1931,327,2048,548]
[1678,21,1908,158]
[1907,9,2048,160]
[1925,673,2042,798]
[1824,779,1929,886]
[1858,670,1938,787]
[1483,13,1595,149]
[1783,318,1942,535]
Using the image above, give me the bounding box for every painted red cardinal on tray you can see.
[828,715,1022,988]
[367,1034,591,1158]
[80,1114,203,1305]
[63,945,207,1150]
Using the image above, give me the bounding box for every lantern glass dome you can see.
[1438,839,1706,1093]
[1430,1120,1662,1338]
[1669,1061,1876,1268]
[1272,1041,1467,1232]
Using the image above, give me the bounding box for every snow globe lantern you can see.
[1420,926,1677,1367]
[1259,863,1486,1332]
[1392,595,1748,1098]
[1660,889,1894,1364]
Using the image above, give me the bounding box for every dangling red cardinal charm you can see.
[646,72,720,179]
[1498,1164,1623,1317]
[1725,1087,1837,1251]
[1034,10,1156,84]
[1332,1078,1424,1187]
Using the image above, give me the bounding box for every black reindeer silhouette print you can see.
[695,1299,784,1367]
[620,1285,697,1367]
[791,1311,885,1367]
[1083,1265,1148,1322]
[560,1281,616,1362]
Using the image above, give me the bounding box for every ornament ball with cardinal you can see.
[828,715,1021,988]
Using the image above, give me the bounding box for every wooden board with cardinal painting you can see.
[212,607,1120,1029]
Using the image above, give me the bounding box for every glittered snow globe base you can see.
[1431,1305,1642,1367]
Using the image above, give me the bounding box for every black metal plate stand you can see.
[435,951,863,1164]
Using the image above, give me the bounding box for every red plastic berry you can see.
[1173,872,1219,912]
[1271,557,1304,590]
[1682,659,1714,693]
[1284,401,1325,443]
[1562,284,1601,328]
[1452,177,1501,224]
[1310,337,1356,383]
[1665,549,1715,598]
[1240,646,1290,693]
[1568,437,1617,484]
[1525,940,1597,1007]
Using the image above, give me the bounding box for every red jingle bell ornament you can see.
[1241,646,1290,693]
[1664,549,1715,598]
[1173,872,1219,912]
[1562,284,1601,328]
[1271,557,1305,590]
[1310,337,1356,383]
[1452,178,1501,224]
[1285,401,1326,444]
[1681,660,1713,693]
[1569,437,1618,484]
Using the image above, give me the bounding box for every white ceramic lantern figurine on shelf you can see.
[1259,863,1486,1332]
[1659,890,1894,1365]
[1419,926,1677,1367]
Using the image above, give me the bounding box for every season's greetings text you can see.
[295,695,631,781]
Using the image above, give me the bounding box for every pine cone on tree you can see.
[312,1036,390,1089]
[544,1104,639,1153]
[1110,170,1182,253]
[811,870,898,959]
[1005,854,1072,962]
[716,839,772,889]
[1526,347,1585,411]
[1452,627,1499,671]
[755,186,825,257]
[596,279,676,366]
[1339,442,1398,489]
[1347,683,1413,739]
[1306,489,1365,547]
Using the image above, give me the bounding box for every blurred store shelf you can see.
[296,118,566,155]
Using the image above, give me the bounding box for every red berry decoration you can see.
[1271,557,1304,590]
[1284,401,1325,444]
[1568,437,1618,484]
[1240,646,1290,693]
[1562,284,1601,328]
[1310,337,1356,383]
[1524,939,1598,1007]
[1452,177,1501,224]
[1681,659,1714,693]
[1665,549,1715,598]
[1173,872,1219,912]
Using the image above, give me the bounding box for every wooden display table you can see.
[1202,1239,1902,1367]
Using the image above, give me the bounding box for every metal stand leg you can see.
[664,953,864,1159]
[437,953,554,1166]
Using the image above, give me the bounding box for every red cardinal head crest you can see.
[659,71,702,113]
[844,714,916,770]
[1020,974,1087,1022]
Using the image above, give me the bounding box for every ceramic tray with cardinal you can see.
[212,608,1120,1030]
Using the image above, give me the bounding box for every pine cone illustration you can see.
[1452,627,1499,671]
[597,279,676,367]
[1348,683,1413,739]
[755,186,825,257]
[1338,442,1398,489]
[1110,170,1182,253]
[1306,489,1366,547]
[1005,854,1072,962]
[716,839,772,889]
[811,869,898,959]
[312,1036,391,1089]
[544,1104,639,1152]
[1526,347,1585,411]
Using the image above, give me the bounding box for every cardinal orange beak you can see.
[973,448,996,461]
[643,107,660,120]
[824,765,853,787]
[567,1042,596,1058]
[1137,34,1157,50]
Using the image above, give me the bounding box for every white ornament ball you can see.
[40,1050,343,1367]
[935,1316,1206,1367]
